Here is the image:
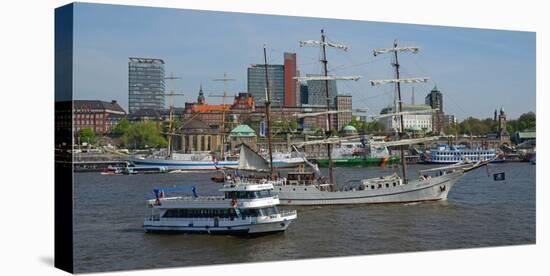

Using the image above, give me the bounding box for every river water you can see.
[73,163,535,273]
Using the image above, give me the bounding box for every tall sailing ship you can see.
[234,32,491,206]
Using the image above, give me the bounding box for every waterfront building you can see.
[128,108,163,122]
[306,74,338,106]
[432,110,445,134]
[284,52,299,107]
[378,104,433,133]
[128,57,165,114]
[181,90,255,129]
[72,100,126,134]
[512,129,536,145]
[172,118,221,153]
[425,86,445,134]
[229,124,257,150]
[335,94,353,131]
[444,114,457,127]
[425,85,443,111]
[496,107,510,143]
[247,64,285,106]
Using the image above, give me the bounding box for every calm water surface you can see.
[74,163,535,273]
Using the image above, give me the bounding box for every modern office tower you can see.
[425,85,443,112]
[247,64,285,106]
[128,57,165,114]
[284,52,298,107]
[335,94,353,131]
[306,74,338,106]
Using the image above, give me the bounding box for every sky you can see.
[72,3,536,121]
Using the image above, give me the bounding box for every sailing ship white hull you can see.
[275,171,462,205]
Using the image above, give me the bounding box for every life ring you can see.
[231,199,237,208]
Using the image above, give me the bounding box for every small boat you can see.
[211,175,226,183]
[100,166,125,175]
[143,183,297,235]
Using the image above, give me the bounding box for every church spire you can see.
[197,83,206,105]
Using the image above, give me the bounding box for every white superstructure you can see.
[143,182,297,235]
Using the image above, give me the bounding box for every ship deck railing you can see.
[148,195,280,206]
[145,211,295,222]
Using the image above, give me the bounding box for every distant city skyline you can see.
[73,3,536,121]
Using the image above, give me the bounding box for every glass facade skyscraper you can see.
[128,57,165,114]
[247,64,284,107]
[306,74,338,107]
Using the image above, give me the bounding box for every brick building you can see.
[72,100,126,134]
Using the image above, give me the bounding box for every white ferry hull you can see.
[143,213,296,235]
[274,172,462,206]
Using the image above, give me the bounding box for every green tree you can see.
[516,112,536,131]
[122,121,167,149]
[111,118,130,136]
[76,128,96,145]
[366,121,385,133]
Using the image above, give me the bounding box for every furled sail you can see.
[237,144,270,172]
[368,136,439,147]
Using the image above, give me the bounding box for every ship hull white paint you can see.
[143,213,296,235]
[274,171,461,206]
[133,158,303,171]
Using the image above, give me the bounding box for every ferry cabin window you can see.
[240,207,279,217]
[225,190,272,199]
[163,208,236,218]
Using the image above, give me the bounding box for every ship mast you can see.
[370,41,429,183]
[212,73,235,160]
[297,29,361,188]
[263,46,275,176]
[164,73,185,158]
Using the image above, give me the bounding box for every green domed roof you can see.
[343,125,357,132]
[230,124,256,137]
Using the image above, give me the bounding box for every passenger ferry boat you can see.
[425,144,496,164]
[143,182,297,235]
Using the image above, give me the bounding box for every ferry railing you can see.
[144,215,254,223]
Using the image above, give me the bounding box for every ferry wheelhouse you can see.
[426,144,496,164]
[143,182,297,235]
